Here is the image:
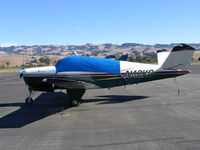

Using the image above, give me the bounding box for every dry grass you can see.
[0,68,19,74]
[0,55,64,67]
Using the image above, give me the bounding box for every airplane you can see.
[17,44,195,107]
[119,54,128,61]
[105,55,115,59]
[105,54,128,61]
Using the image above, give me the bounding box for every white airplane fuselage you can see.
[20,59,189,91]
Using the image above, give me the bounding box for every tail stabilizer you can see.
[119,54,128,61]
[158,44,195,70]
[157,49,170,66]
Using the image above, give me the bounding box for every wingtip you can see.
[172,44,195,52]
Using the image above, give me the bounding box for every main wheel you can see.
[67,89,85,107]
[71,99,82,107]
[25,97,34,105]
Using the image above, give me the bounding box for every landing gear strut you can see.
[25,89,34,105]
[67,89,85,107]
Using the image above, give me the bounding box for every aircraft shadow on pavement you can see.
[83,95,149,105]
[0,92,70,129]
[0,93,149,128]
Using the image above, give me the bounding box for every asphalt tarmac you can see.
[0,65,200,150]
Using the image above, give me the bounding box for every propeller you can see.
[16,69,25,78]
[16,48,26,78]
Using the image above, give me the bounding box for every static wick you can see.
[174,77,180,96]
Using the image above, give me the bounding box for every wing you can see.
[42,78,99,89]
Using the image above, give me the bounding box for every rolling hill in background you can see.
[0,43,200,56]
[0,43,200,67]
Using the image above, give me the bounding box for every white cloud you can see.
[0,43,17,47]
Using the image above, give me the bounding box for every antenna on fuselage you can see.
[18,49,26,78]
[174,77,180,95]
[73,50,78,56]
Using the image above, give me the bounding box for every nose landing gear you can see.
[25,97,34,105]
[25,89,34,105]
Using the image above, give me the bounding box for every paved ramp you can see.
[0,65,200,150]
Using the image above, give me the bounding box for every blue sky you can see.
[0,0,199,46]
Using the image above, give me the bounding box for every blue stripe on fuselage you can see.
[55,56,120,74]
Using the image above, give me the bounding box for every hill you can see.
[0,43,199,57]
[0,43,200,67]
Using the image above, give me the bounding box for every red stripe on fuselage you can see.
[151,70,191,74]
[24,70,190,78]
[120,70,190,75]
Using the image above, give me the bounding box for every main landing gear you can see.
[67,89,85,107]
[25,89,34,105]
[24,88,86,107]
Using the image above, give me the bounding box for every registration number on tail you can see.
[125,70,154,78]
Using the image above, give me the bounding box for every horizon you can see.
[1,42,200,48]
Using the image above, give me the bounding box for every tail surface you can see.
[119,54,128,61]
[157,44,195,70]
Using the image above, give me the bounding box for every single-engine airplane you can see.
[17,44,195,106]
[105,54,128,61]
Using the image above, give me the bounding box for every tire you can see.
[67,89,85,107]
[25,97,34,105]
[71,99,82,107]
[67,89,85,100]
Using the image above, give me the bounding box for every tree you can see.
[39,56,50,65]
[31,57,37,64]
[6,61,10,68]
[0,64,5,69]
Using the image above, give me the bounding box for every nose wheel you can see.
[25,89,34,105]
[25,97,34,105]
